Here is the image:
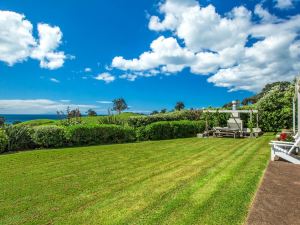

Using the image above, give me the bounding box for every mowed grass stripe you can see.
[51,139,246,225]
[0,139,238,225]
[56,139,251,224]
[0,136,272,225]
[165,136,268,225]
[124,139,259,225]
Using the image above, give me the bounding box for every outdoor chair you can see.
[270,136,300,164]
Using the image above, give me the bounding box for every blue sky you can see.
[0,0,299,114]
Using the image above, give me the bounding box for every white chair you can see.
[270,136,300,164]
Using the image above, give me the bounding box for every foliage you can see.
[241,81,292,106]
[87,109,97,117]
[66,124,136,146]
[98,115,127,126]
[175,101,185,111]
[113,98,128,114]
[128,110,203,128]
[4,125,35,151]
[257,84,294,131]
[160,108,167,113]
[150,110,159,115]
[140,120,206,140]
[67,107,82,119]
[0,129,8,153]
[32,125,67,148]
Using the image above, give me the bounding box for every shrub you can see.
[0,129,8,153]
[32,125,67,148]
[66,124,136,146]
[128,110,203,128]
[98,115,127,126]
[141,120,206,141]
[257,84,294,131]
[5,125,35,151]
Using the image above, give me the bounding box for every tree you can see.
[175,101,185,111]
[257,83,294,132]
[68,108,81,119]
[160,108,167,114]
[112,98,128,114]
[87,109,97,117]
[151,110,159,115]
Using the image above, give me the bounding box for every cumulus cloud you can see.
[112,36,194,73]
[254,4,280,23]
[111,0,300,92]
[94,72,116,83]
[0,99,96,114]
[274,0,294,9]
[84,67,92,72]
[0,10,67,69]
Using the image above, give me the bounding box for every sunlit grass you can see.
[0,135,272,225]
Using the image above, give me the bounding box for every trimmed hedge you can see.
[0,129,9,153]
[66,124,136,146]
[5,125,35,151]
[128,110,203,128]
[139,120,206,141]
[32,125,67,148]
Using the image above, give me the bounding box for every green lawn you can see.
[0,135,272,225]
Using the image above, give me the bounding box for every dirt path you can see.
[246,161,300,225]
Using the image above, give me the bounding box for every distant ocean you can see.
[0,114,65,124]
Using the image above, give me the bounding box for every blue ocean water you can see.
[0,114,64,124]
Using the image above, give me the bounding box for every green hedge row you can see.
[137,120,206,141]
[0,129,8,153]
[0,120,206,153]
[66,124,136,146]
[128,110,203,128]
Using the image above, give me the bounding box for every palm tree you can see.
[175,101,185,111]
[112,98,128,114]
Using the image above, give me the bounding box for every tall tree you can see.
[112,98,128,114]
[175,101,185,111]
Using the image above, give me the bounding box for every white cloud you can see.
[254,4,280,23]
[0,11,35,65]
[50,78,60,83]
[84,67,92,72]
[274,0,294,9]
[111,0,300,92]
[31,23,66,70]
[0,99,96,114]
[0,10,67,69]
[94,72,116,83]
[120,74,138,81]
[112,36,194,72]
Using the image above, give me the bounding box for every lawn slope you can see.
[0,135,273,225]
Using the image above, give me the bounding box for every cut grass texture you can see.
[0,134,273,225]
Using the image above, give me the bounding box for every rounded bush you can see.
[32,125,67,148]
[128,110,203,128]
[0,129,9,153]
[66,124,136,146]
[5,125,35,151]
[142,120,206,140]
